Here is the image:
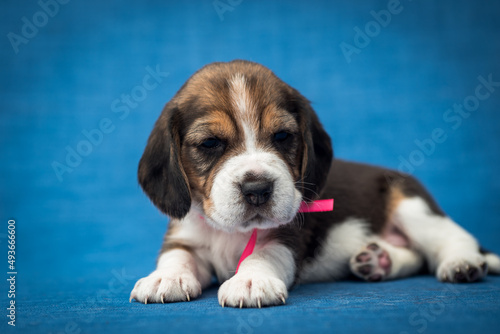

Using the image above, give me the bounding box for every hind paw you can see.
[350,243,392,282]
[437,254,487,283]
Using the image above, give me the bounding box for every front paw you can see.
[130,270,202,304]
[437,253,488,283]
[218,274,288,308]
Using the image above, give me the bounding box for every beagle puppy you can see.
[130,60,500,308]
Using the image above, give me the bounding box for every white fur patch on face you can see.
[229,73,258,152]
[229,73,254,117]
[202,74,302,233]
[207,151,302,232]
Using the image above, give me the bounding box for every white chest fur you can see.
[169,208,262,282]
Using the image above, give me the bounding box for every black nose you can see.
[241,180,274,206]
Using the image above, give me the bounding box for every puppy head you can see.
[138,60,332,232]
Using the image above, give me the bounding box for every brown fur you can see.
[158,221,193,261]
[138,60,444,282]
[138,60,332,221]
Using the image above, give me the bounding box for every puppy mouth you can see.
[242,214,266,227]
[203,178,303,233]
[239,213,292,231]
[200,205,297,233]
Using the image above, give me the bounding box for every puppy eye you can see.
[200,137,221,149]
[273,131,291,142]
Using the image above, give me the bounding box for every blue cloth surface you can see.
[1,0,499,333]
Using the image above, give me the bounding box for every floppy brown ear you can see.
[138,101,191,218]
[295,93,333,201]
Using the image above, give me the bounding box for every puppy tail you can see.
[481,248,500,275]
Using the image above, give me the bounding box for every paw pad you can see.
[350,243,392,282]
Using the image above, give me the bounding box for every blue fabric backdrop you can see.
[1,0,499,333]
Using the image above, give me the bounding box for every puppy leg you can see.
[393,196,490,283]
[130,248,212,303]
[350,239,423,281]
[484,252,500,275]
[218,242,294,308]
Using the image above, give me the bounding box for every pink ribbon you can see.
[235,199,334,273]
[298,199,334,213]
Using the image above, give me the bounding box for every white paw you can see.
[130,270,202,304]
[437,252,488,283]
[350,242,392,282]
[218,273,288,308]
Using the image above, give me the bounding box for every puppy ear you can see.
[138,102,191,218]
[295,93,333,201]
